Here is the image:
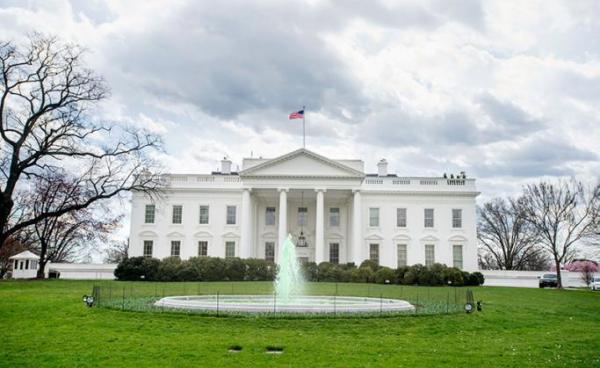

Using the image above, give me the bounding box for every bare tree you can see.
[0,34,163,252]
[20,172,122,278]
[104,240,128,264]
[477,197,542,270]
[521,181,600,288]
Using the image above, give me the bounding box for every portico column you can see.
[277,188,289,260]
[240,188,253,258]
[315,189,326,264]
[352,189,362,264]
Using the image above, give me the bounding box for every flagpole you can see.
[302,105,306,148]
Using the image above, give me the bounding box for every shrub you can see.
[472,271,485,286]
[224,257,246,281]
[176,260,200,281]
[442,267,464,286]
[245,258,274,281]
[157,256,182,281]
[301,262,318,282]
[352,267,375,283]
[202,257,226,281]
[114,256,160,281]
[375,267,396,284]
[359,260,379,271]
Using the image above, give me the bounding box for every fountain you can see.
[154,234,414,314]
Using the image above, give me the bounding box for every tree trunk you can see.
[36,243,48,279]
[555,259,562,289]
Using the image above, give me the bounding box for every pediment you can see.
[365,234,384,241]
[139,231,158,237]
[262,232,277,239]
[420,235,440,242]
[392,233,412,241]
[222,232,240,239]
[194,231,213,238]
[326,232,344,240]
[166,231,185,238]
[448,234,468,242]
[240,149,364,178]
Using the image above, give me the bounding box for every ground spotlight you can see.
[82,294,95,307]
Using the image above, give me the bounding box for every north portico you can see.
[129,148,480,270]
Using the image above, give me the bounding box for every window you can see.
[14,260,18,270]
[424,208,434,228]
[226,206,237,225]
[225,241,236,258]
[265,242,275,262]
[425,244,435,266]
[170,241,181,257]
[298,207,307,226]
[199,205,209,224]
[329,243,340,264]
[172,205,183,224]
[397,208,407,227]
[198,241,208,256]
[143,240,153,258]
[369,243,379,265]
[144,204,155,224]
[19,261,23,270]
[25,260,29,269]
[369,208,379,227]
[265,207,276,226]
[452,209,462,228]
[329,208,340,227]
[453,245,463,269]
[397,244,407,267]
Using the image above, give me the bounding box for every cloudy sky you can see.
[2,0,599,205]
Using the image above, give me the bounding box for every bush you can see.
[442,267,464,286]
[472,271,485,286]
[359,260,379,271]
[245,258,274,281]
[301,262,318,282]
[114,256,160,281]
[158,256,182,281]
[375,267,396,284]
[352,267,375,283]
[224,258,246,281]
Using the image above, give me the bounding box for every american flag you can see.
[289,109,304,119]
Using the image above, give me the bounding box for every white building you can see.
[9,250,40,279]
[129,149,479,270]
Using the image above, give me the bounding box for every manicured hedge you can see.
[115,256,484,286]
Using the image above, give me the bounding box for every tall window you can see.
[225,241,236,258]
[369,208,380,227]
[397,244,407,267]
[226,206,237,225]
[265,242,275,262]
[172,205,183,224]
[453,245,463,269]
[170,240,181,257]
[424,208,434,228]
[199,205,209,224]
[198,241,208,256]
[425,244,435,266]
[298,207,307,226]
[329,243,340,264]
[397,208,407,227]
[329,208,340,227]
[369,243,379,265]
[143,240,153,258]
[144,204,155,224]
[265,207,276,226]
[452,209,462,228]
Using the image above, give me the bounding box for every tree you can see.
[21,172,121,278]
[477,197,542,270]
[0,236,27,278]
[104,240,128,264]
[0,34,162,253]
[521,181,600,288]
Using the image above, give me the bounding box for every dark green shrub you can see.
[375,267,396,284]
[359,259,379,271]
[157,256,182,281]
[352,266,374,283]
[114,256,160,281]
[224,257,246,281]
[301,262,318,282]
[442,267,464,286]
[176,260,200,281]
[245,258,273,281]
[202,257,226,281]
[395,266,409,284]
[402,264,425,285]
[317,262,336,281]
[465,272,483,286]
[472,271,485,286]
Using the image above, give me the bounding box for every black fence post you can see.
[122,287,125,310]
[216,291,220,317]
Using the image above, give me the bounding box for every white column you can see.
[315,189,326,264]
[352,189,362,265]
[240,188,253,258]
[277,188,288,259]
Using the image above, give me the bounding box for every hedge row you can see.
[115,257,484,286]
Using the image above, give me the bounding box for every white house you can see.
[9,250,40,279]
[129,148,480,270]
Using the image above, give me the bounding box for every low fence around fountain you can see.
[87,282,475,317]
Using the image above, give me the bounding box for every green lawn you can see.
[1,280,599,367]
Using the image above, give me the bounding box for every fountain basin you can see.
[154,295,415,314]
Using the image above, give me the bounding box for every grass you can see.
[0,280,599,367]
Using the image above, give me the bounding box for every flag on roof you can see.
[289,109,304,119]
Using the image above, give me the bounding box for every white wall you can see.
[481,270,597,288]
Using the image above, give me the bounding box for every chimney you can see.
[377,159,388,177]
[221,157,232,174]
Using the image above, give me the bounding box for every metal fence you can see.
[87,282,476,318]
